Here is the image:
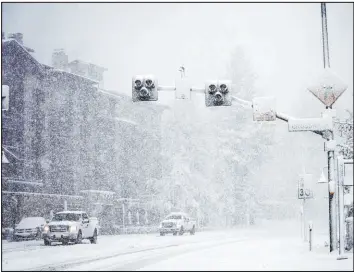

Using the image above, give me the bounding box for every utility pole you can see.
[321,2,337,252]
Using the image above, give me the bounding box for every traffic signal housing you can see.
[132,75,158,102]
[205,80,232,107]
[252,97,276,122]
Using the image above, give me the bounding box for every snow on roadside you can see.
[139,234,353,271]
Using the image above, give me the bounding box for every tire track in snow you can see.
[24,237,251,271]
[24,244,184,271]
[66,238,253,271]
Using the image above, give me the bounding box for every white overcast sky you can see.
[2,3,353,115]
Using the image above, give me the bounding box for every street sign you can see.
[252,97,276,122]
[307,68,347,107]
[298,175,305,199]
[298,174,313,199]
[288,115,333,132]
[175,78,191,100]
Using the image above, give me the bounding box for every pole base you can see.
[337,255,348,260]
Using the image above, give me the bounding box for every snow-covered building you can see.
[68,60,107,89]
[1,36,168,230]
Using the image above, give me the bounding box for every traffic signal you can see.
[205,80,232,107]
[2,85,9,111]
[132,75,158,102]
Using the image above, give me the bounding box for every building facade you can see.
[1,37,167,230]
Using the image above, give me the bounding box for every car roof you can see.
[167,212,189,216]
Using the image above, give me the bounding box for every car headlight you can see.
[43,225,49,233]
[69,225,77,233]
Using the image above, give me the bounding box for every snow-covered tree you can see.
[147,46,276,227]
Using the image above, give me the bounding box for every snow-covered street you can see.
[2,221,352,271]
[2,2,353,272]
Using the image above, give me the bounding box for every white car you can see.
[42,211,99,246]
[13,217,46,241]
[158,212,196,236]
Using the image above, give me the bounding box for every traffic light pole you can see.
[321,2,337,252]
[144,4,341,253]
[327,133,337,252]
[157,86,176,91]
[229,94,338,252]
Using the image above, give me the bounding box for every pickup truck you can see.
[158,212,196,236]
[42,211,99,246]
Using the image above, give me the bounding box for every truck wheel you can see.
[190,225,196,235]
[160,232,165,236]
[44,239,51,246]
[75,231,82,244]
[90,229,97,244]
[179,226,184,236]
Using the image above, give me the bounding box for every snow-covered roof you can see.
[80,190,116,195]
[93,202,114,206]
[98,88,125,100]
[3,180,43,186]
[3,39,97,85]
[2,39,41,69]
[2,191,83,199]
[43,64,98,85]
[115,117,138,126]
[68,59,107,71]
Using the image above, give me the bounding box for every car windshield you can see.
[166,215,182,220]
[52,213,81,222]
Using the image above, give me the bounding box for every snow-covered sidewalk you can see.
[140,223,353,271]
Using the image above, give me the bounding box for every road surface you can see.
[2,221,353,271]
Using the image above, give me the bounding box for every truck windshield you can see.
[52,213,80,222]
